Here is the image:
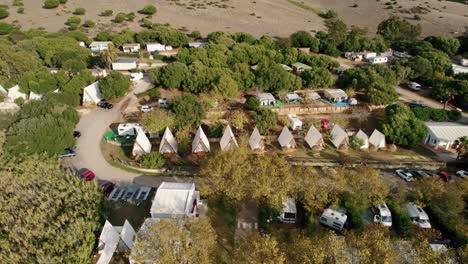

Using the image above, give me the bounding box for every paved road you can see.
[69,77,193,187]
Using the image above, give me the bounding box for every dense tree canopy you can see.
[424,36,460,56]
[99,71,131,99]
[377,16,421,42]
[171,94,206,130]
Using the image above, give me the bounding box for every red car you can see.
[80,170,95,181]
[438,171,452,182]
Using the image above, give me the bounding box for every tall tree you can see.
[454,136,468,160]
[234,234,286,264]
[377,16,421,42]
[99,71,131,99]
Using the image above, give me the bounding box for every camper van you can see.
[278,198,297,223]
[287,114,303,130]
[117,123,143,136]
[406,203,431,229]
[373,203,392,227]
[319,208,347,231]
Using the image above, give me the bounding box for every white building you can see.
[122,43,141,53]
[82,81,103,105]
[354,130,369,149]
[146,43,172,53]
[456,55,468,66]
[220,125,238,151]
[424,122,468,150]
[287,114,303,130]
[278,126,296,149]
[159,127,177,154]
[362,51,377,60]
[6,85,27,103]
[319,208,347,231]
[96,220,135,264]
[256,93,276,107]
[192,126,210,153]
[369,129,386,149]
[304,125,324,149]
[278,198,297,224]
[112,58,138,71]
[324,89,348,103]
[285,93,301,104]
[369,56,388,64]
[249,127,264,151]
[150,182,200,219]
[188,42,208,48]
[90,41,113,52]
[330,125,349,148]
[291,62,312,73]
[452,64,468,75]
[132,129,152,157]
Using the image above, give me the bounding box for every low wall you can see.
[272,104,385,115]
[288,158,445,170]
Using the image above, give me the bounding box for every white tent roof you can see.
[97,220,120,264]
[355,130,369,149]
[220,125,238,151]
[120,220,136,250]
[28,91,43,101]
[305,125,323,148]
[159,127,177,154]
[369,129,386,148]
[278,126,296,148]
[7,85,27,102]
[330,125,349,148]
[192,126,210,153]
[249,127,264,150]
[150,182,195,217]
[425,122,468,142]
[83,81,103,104]
[0,85,7,95]
[132,128,152,156]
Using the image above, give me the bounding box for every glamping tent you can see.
[28,91,43,101]
[304,125,324,148]
[132,128,152,157]
[220,125,238,151]
[369,129,386,149]
[159,127,177,154]
[97,220,135,264]
[278,126,296,149]
[330,125,349,148]
[83,81,103,104]
[249,127,264,151]
[192,126,210,153]
[355,130,369,149]
[6,85,27,103]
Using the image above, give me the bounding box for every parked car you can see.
[80,170,95,181]
[455,170,468,179]
[100,182,115,195]
[58,148,76,159]
[140,105,153,113]
[412,170,431,178]
[73,131,81,138]
[396,169,414,182]
[424,170,439,178]
[407,82,422,91]
[158,98,170,108]
[438,171,453,182]
[97,102,113,109]
[348,98,358,105]
[409,101,424,108]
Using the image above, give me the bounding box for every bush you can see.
[73,8,85,15]
[244,96,260,111]
[139,152,166,169]
[100,9,113,16]
[342,192,365,230]
[126,12,136,21]
[387,199,413,237]
[171,94,206,129]
[318,10,337,19]
[114,13,126,23]
[210,122,224,137]
[147,88,160,98]
[66,16,81,26]
[83,20,95,28]
[412,107,461,122]
[140,5,157,15]
[253,108,278,134]
[0,22,13,35]
[14,97,24,106]
[59,0,67,3]
[43,0,60,9]
[0,7,9,19]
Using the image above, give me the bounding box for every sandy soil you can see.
[0,0,466,37]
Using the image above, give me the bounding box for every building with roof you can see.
[159,127,177,154]
[146,43,172,53]
[28,91,43,101]
[82,81,103,105]
[90,41,113,52]
[150,182,200,219]
[452,64,468,75]
[324,89,348,103]
[112,58,138,71]
[188,42,208,48]
[278,126,296,149]
[256,93,276,107]
[424,122,468,150]
[291,62,312,73]
[220,125,238,151]
[287,114,303,130]
[91,68,108,78]
[369,56,388,64]
[369,129,386,149]
[122,43,141,53]
[96,220,135,264]
[249,127,264,151]
[330,125,349,148]
[355,130,369,149]
[132,129,152,157]
[304,125,324,149]
[192,126,210,153]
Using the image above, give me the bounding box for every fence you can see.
[272,104,385,115]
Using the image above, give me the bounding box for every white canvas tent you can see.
[278,126,296,149]
[330,125,349,148]
[7,85,27,103]
[28,91,43,101]
[150,182,200,219]
[97,220,136,264]
[192,126,210,153]
[220,125,238,151]
[355,130,369,149]
[304,125,324,148]
[159,127,177,154]
[249,127,264,151]
[369,129,386,149]
[132,128,152,157]
[82,81,103,104]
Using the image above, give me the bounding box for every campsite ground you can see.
[1,0,467,37]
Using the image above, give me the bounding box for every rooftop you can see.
[425,122,468,141]
[114,58,138,63]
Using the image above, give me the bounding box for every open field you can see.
[0,0,466,37]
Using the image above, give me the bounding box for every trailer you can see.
[117,123,143,136]
[320,208,347,231]
[287,114,303,130]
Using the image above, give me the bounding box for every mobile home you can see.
[278,198,297,224]
[319,208,347,231]
[117,123,144,136]
[406,203,431,229]
[287,114,303,130]
[373,203,392,227]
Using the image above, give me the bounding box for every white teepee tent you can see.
[249,127,264,151]
[159,127,177,154]
[369,129,386,149]
[220,125,238,151]
[330,125,349,148]
[278,126,296,149]
[132,128,152,156]
[192,126,210,153]
[304,125,324,148]
[355,130,369,149]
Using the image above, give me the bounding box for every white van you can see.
[407,82,422,91]
[278,198,297,223]
[117,123,143,136]
[287,114,303,131]
[406,203,431,229]
[319,208,347,231]
[373,203,392,227]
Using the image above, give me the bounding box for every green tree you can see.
[256,60,302,94]
[234,234,286,264]
[253,108,278,134]
[158,62,188,89]
[43,0,60,9]
[140,5,157,15]
[381,103,427,147]
[171,94,206,129]
[0,7,9,19]
[99,72,130,99]
[142,108,174,134]
[454,136,468,160]
[212,74,239,98]
[114,12,126,23]
[301,68,334,88]
[424,36,460,56]
[377,16,421,42]
[290,31,320,52]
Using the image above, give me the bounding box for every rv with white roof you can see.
[407,203,431,229]
[373,203,392,227]
[320,208,347,231]
[278,198,297,224]
[117,123,144,136]
[287,114,303,130]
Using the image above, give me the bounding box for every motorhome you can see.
[287,114,303,130]
[117,123,144,136]
[407,203,431,229]
[278,198,297,223]
[373,203,392,227]
[319,208,347,231]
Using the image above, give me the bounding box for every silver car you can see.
[396,169,414,182]
[58,149,76,159]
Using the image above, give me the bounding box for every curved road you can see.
[70,78,193,187]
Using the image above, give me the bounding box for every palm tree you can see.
[454,136,468,160]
